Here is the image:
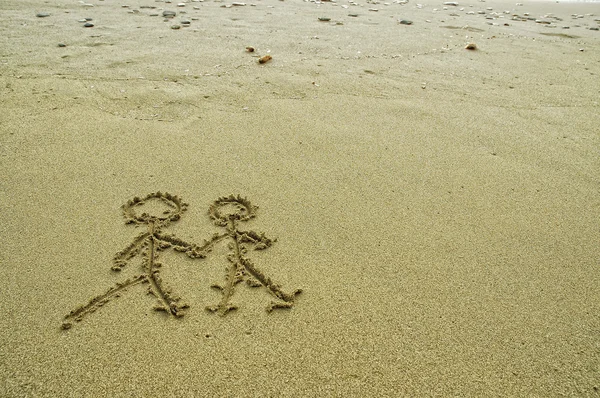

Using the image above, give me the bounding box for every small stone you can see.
[465,42,477,50]
[171,24,181,29]
[178,2,186,6]
[318,17,331,21]
[258,55,272,64]
[348,13,358,17]
[444,1,459,5]
[399,19,413,25]
[163,10,176,17]
[58,43,67,47]
[590,27,599,31]
[36,12,51,18]
[83,22,94,27]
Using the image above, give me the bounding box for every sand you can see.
[1,0,599,396]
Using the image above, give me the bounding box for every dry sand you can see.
[1,0,599,396]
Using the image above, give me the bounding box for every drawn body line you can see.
[62,193,301,329]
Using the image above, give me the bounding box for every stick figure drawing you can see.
[62,192,210,329]
[205,195,302,316]
[61,193,301,329]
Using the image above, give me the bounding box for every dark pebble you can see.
[84,22,94,27]
[36,12,51,18]
[171,24,181,29]
[399,19,413,25]
[590,27,599,31]
[58,43,67,47]
[181,20,191,25]
[163,10,176,17]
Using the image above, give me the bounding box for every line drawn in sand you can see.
[62,192,221,330]
[61,193,301,329]
[205,195,302,316]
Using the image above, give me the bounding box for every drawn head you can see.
[122,192,187,225]
[209,195,257,226]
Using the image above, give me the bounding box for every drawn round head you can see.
[209,195,257,226]
[122,192,187,225]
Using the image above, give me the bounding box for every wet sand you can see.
[1,0,599,396]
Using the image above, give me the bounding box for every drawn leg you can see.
[143,236,189,317]
[206,258,244,316]
[62,275,147,329]
[240,257,302,312]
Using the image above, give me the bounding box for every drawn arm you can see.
[236,230,276,250]
[155,231,229,258]
[111,232,149,271]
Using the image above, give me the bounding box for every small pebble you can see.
[181,20,191,25]
[171,24,181,29]
[318,17,331,21]
[83,22,94,27]
[399,19,413,25]
[36,12,50,18]
[58,43,67,47]
[444,1,458,5]
[246,46,255,52]
[465,42,477,50]
[163,10,176,17]
[258,55,272,64]
[590,27,599,31]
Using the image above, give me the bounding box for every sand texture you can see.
[1,0,599,396]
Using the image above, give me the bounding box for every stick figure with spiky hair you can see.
[62,192,215,330]
[205,195,302,316]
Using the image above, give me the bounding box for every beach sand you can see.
[1,0,599,396]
